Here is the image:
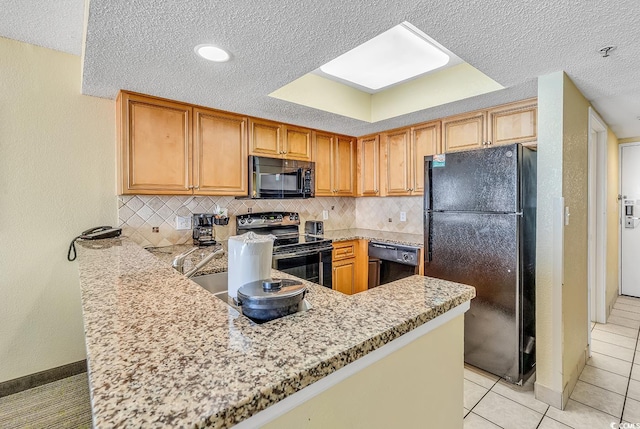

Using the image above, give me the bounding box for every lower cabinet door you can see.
[333,258,356,295]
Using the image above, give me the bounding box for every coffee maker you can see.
[192,214,216,246]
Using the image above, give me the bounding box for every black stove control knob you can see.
[246,218,253,224]
[276,214,283,221]
[402,253,412,263]
[289,213,294,220]
[294,213,299,220]
[239,218,246,225]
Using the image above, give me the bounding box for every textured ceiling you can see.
[0,0,84,56]
[2,1,640,138]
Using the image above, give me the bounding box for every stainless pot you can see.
[236,278,306,322]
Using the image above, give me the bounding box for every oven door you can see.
[272,247,332,288]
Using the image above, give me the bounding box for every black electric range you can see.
[236,212,332,287]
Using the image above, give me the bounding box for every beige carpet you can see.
[0,373,92,428]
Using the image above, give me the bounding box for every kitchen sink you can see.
[191,272,228,302]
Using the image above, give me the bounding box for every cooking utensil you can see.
[236,278,306,322]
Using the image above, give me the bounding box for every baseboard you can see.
[0,360,87,398]
[534,381,564,409]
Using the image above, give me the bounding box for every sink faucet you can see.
[172,247,199,274]
[184,248,225,278]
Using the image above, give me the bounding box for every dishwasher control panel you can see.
[368,241,420,266]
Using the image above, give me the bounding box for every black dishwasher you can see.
[367,241,420,288]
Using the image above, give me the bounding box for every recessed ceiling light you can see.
[194,44,230,62]
[319,22,449,91]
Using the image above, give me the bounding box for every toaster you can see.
[304,220,324,236]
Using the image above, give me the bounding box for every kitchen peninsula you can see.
[76,238,474,428]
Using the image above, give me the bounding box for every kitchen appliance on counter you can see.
[236,211,332,288]
[304,220,324,236]
[424,143,537,384]
[192,213,216,246]
[247,156,314,199]
[368,242,420,288]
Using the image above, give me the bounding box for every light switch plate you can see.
[176,216,192,230]
[400,212,406,222]
[322,210,329,220]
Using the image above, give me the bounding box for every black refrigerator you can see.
[424,143,536,384]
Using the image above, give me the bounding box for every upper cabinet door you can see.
[487,99,537,147]
[357,135,380,196]
[118,92,192,195]
[314,132,334,196]
[411,121,441,195]
[442,111,487,153]
[382,129,411,196]
[334,136,355,196]
[283,125,312,161]
[193,108,248,196]
[249,118,281,157]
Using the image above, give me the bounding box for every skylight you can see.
[319,22,450,91]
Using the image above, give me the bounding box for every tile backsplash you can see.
[118,195,424,247]
[355,196,423,235]
[118,196,356,247]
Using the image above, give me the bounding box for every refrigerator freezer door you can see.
[425,211,522,381]
[427,144,519,213]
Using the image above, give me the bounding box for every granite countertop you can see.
[322,228,423,247]
[76,238,474,428]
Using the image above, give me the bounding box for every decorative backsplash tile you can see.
[118,195,424,247]
[118,196,357,247]
[355,196,423,235]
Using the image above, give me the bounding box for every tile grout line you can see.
[618,319,640,424]
[489,388,549,416]
[464,375,501,420]
[591,335,638,350]
[584,361,632,379]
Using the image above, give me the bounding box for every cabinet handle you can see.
[375,189,379,194]
[487,141,492,145]
[194,185,200,190]
[188,185,194,189]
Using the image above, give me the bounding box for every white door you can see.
[621,143,640,297]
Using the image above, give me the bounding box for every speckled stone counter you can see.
[322,228,423,247]
[76,238,474,428]
[147,242,228,275]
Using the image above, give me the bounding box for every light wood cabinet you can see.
[249,119,312,161]
[380,129,411,196]
[442,111,487,153]
[411,121,441,195]
[333,258,356,295]
[442,99,537,153]
[193,108,248,195]
[488,99,537,147]
[118,92,193,195]
[117,91,248,196]
[249,118,282,157]
[357,135,380,196]
[332,239,369,295]
[376,122,441,197]
[283,125,312,161]
[313,132,355,196]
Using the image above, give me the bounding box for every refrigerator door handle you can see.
[425,211,432,262]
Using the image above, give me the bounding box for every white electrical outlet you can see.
[322,210,329,220]
[400,212,406,222]
[175,216,192,230]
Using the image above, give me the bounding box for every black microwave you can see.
[248,156,315,199]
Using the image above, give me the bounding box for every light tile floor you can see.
[464,294,640,428]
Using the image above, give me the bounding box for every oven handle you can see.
[272,247,333,260]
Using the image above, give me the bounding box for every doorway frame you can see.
[588,107,608,325]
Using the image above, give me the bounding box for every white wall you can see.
[535,71,593,409]
[0,37,116,383]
